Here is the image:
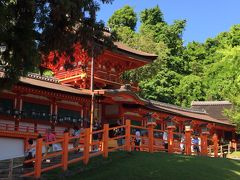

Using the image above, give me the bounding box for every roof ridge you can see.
[150,100,207,114]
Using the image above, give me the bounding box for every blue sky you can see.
[97,0,240,44]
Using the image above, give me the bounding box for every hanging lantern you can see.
[184,120,192,131]
[167,120,175,127]
[200,123,209,133]
[145,112,157,127]
[58,117,64,123]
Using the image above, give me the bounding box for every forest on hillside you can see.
[107,5,240,130]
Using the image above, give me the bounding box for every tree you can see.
[140,5,164,25]
[204,47,240,131]
[183,41,207,75]
[107,5,137,31]
[0,0,114,87]
[175,75,206,107]
[139,69,181,104]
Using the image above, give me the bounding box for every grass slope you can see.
[45,152,240,180]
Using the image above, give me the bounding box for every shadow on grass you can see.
[43,151,240,180]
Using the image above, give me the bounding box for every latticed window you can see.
[22,102,50,120]
[0,98,13,115]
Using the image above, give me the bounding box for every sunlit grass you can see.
[44,151,240,180]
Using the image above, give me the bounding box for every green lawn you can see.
[44,152,240,180]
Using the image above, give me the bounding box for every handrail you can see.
[130,125,149,130]
[12,120,228,179]
[108,125,126,131]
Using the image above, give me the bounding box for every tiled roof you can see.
[19,76,91,96]
[103,31,157,61]
[150,103,234,126]
[95,89,234,126]
[113,41,158,60]
[149,100,206,114]
[191,101,233,122]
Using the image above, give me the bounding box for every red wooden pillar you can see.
[103,124,109,158]
[148,125,154,153]
[83,128,90,165]
[125,119,131,152]
[200,132,209,156]
[62,132,69,171]
[185,129,193,156]
[212,133,218,158]
[167,126,175,154]
[34,138,43,179]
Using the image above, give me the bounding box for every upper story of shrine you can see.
[42,39,157,90]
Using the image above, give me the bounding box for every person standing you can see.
[116,120,123,147]
[180,133,185,154]
[92,121,100,151]
[72,125,80,153]
[134,129,141,151]
[163,131,168,152]
[193,135,200,155]
[45,128,56,156]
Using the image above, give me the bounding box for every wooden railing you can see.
[0,122,65,137]
[1,120,236,179]
[21,122,130,179]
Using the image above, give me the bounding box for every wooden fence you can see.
[19,120,224,179]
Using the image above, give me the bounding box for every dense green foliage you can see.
[108,6,240,130]
[45,152,240,180]
[0,0,114,87]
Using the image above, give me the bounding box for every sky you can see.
[97,0,240,44]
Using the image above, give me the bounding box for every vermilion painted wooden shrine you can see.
[0,33,237,164]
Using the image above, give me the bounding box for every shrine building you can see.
[0,35,236,160]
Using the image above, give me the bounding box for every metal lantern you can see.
[52,114,57,121]
[31,111,36,117]
[13,109,22,119]
[184,120,192,131]
[167,120,175,127]
[13,109,20,115]
[64,116,71,121]
[200,124,209,133]
[78,118,83,122]
[146,112,155,123]
[57,117,61,122]
[42,112,46,118]
[201,127,209,133]
[6,109,11,115]
[72,118,77,123]
[185,125,191,131]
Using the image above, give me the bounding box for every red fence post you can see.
[103,124,109,158]
[185,129,192,156]
[148,125,154,153]
[34,138,43,179]
[62,132,69,171]
[212,133,218,158]
[167,126,175,154]
[200,132,209,156]
[83,128,90,165]
[125,120,131,152]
